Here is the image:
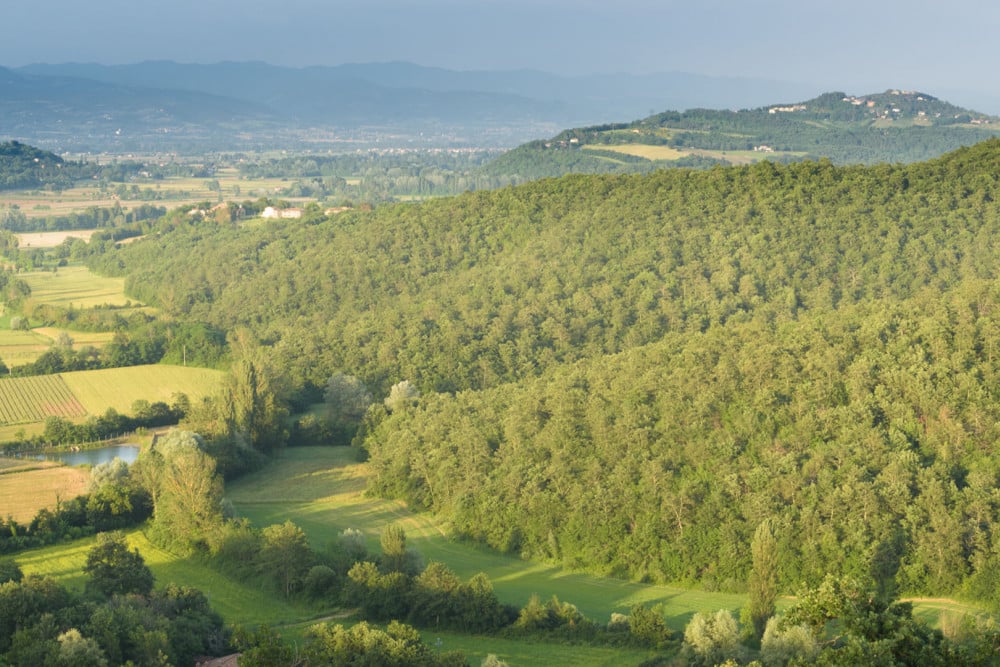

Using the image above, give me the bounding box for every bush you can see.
[682,610,746,665]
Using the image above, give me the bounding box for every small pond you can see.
[33,444,140,466]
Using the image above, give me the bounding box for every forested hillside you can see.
[89,139,1000,602]
[484,90,1000,179]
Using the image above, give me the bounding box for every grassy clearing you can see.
[0,422,44,442]
[19,530,660,665]
[21,264,135,309]
[15,230,98,248]
[60,364,225,414]
[15,446,987,665]
[687,148,809,165]
[0,464,90,522]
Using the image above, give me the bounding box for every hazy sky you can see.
[4,0,997,100]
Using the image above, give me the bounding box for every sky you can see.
[4,0,999,109]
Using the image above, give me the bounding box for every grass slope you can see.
[20,264,135,309]
[17,530,307,625]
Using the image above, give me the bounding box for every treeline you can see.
[0,318,228,377]
[238,149,519,202]
[0,202,166,233]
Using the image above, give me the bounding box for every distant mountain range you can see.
[484,90,1000,177]
[1,61,823,152]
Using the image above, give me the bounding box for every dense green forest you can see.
[86,139,1000,607]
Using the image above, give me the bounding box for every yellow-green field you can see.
[581,142,808,166]
[15,230,98,248]
[0,327,117,368]
[20,264,135,309]
[61,364,225,414]
[0,422,45,442]
[0,461,90,522]
[0,365,223,426]
[0,329,59,367]
[32,327,117,348]
[585,144,690,161]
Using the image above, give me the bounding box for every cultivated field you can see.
[31,327,117,349]
[0,329,59,367]
[20,264,135,309]
[0,166,306,220]
[16,230,98,248]
[0,365,224,426]
[61,364,225,414]
[0,461,90,523]
[0,374,86,423]
[582,143,808,166]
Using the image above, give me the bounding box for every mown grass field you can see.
[581,142,808,166]
[0,328,59,367]
[18,529,662,666]
[61,364,225,414]
[0,327,116,368]
[20,264,135,309]
[0,462,89,522]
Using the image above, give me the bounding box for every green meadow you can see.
[20,264,136,309]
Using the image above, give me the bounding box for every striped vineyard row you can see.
[0,374,88,424]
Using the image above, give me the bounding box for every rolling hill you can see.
[485,89,1000,178]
